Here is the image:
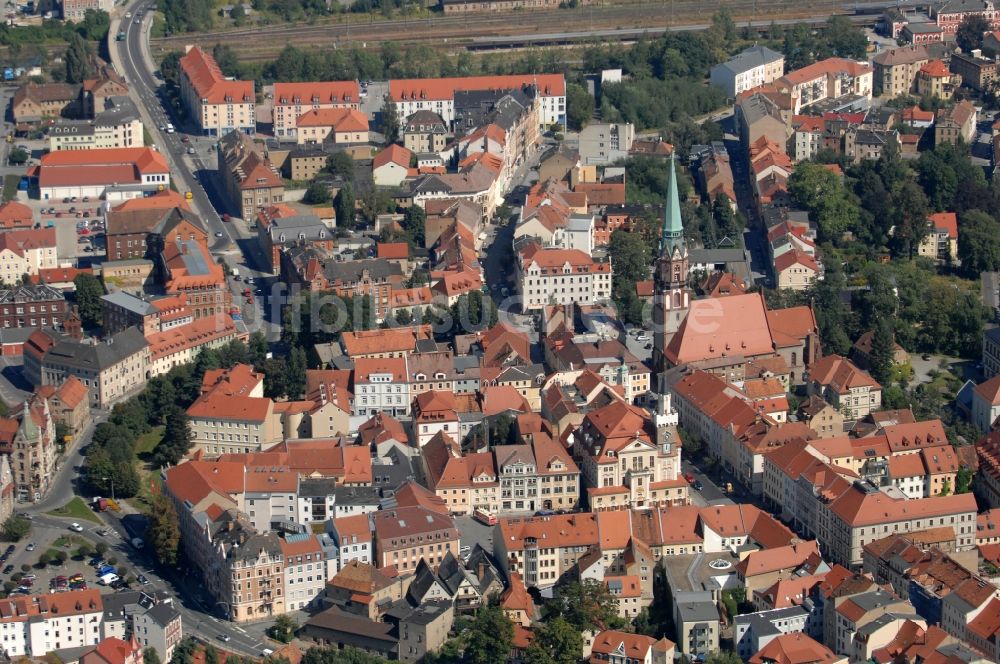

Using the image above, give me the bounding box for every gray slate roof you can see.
[44,327,148,371]
[713,45,784,76]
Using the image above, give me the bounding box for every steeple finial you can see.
[661,152,684,255]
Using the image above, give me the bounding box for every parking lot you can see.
[0,519,149,600]
[12,192,107,262]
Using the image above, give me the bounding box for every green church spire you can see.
[661,153,684,255]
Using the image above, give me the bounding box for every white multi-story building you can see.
[710,45,786,97]
[185,364,282,455]
[0,228,58,284]
[281,533,328,611]
[20,590,104,656]
[389,74,566,127]
[329,513,373,573]
[516,242,612,311]
[178,46,255,137]
[48,99,143,151]
[353,356,409,417]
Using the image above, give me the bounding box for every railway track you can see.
[149,0,866,62]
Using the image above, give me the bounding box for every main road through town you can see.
[111,1,275,337]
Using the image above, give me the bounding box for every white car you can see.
[69,523,83,532]
[636,334,650,342]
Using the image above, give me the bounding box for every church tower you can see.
[651,154,689,374]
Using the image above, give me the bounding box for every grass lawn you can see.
[135,426,164,460]
[46,497,101,524]
[2,174,19,202]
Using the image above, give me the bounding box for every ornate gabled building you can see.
[12,393,57,502]
[652,155,690,375]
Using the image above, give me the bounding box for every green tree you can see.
[525,617,582,664]
[705,653,744,664]
[958,210,1000,275]
[956,466,974,494]
[380,96,400,144]
[609,229,651,326]
[889,180,930,258]
[303,180,332,205]
[286,347,307,400]
[788,161,859,242]
[401,205,426,247]
[74,273,104,328]
[957,14,991,53]
[464,604,514,664]
[565,83,594,131]
[267,614,298,643]
[335,182,356,230]
[869,319,896,386]
[204,645,220,664]
[211,43,241,77]
[7,148,28,166]
[2,516,30,542]
[79,9,111,41]
[248,331,268,366]
[325,152,355,182]
[155,409,192,467]
[144,649,162,664]
[159,51,184,88]
[146,493,181,568]
[545,580,623,631]
[64,33,91,84]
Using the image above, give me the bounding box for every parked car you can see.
[137,574,149,585]
[2,565,14,574]
[25,543,34,552]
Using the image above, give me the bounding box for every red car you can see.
[684,473,695,484]
[77,228,90,236]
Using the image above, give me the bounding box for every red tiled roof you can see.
[296,107,369,132]
[928,212,958,239]
[373,144,413,170]
[274,81,360,105]
[180,46,253,105]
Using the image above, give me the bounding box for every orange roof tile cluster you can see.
[180,46,253,105]
[0,228,55,256]
[341,325,432,358]
[111,189,190,213]
[748,632,840,664]
[775,249,820,274]
[575,181,626,206]
[296,107,369,132]
[666,292,776,364]
[590,630,673,662]
[737,540,820,577]
[353,356,407,383]
[519,242,610,273]
[186,363,271,423]
[780,57,872,86]
[31,265,92,285]
[671,370,759,438]
[373,143,413,170]
[305,368,353,415]
[389,74,566,102]
[0,201,32,229]
[829,483,977,527]
[809,354,880,394]
[389,286,434,311]
[274,81,360,105]
[928,211,958,239]
[920,59,951,77]
[147,315,237,361]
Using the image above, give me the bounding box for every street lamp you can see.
[102,476,115,502]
